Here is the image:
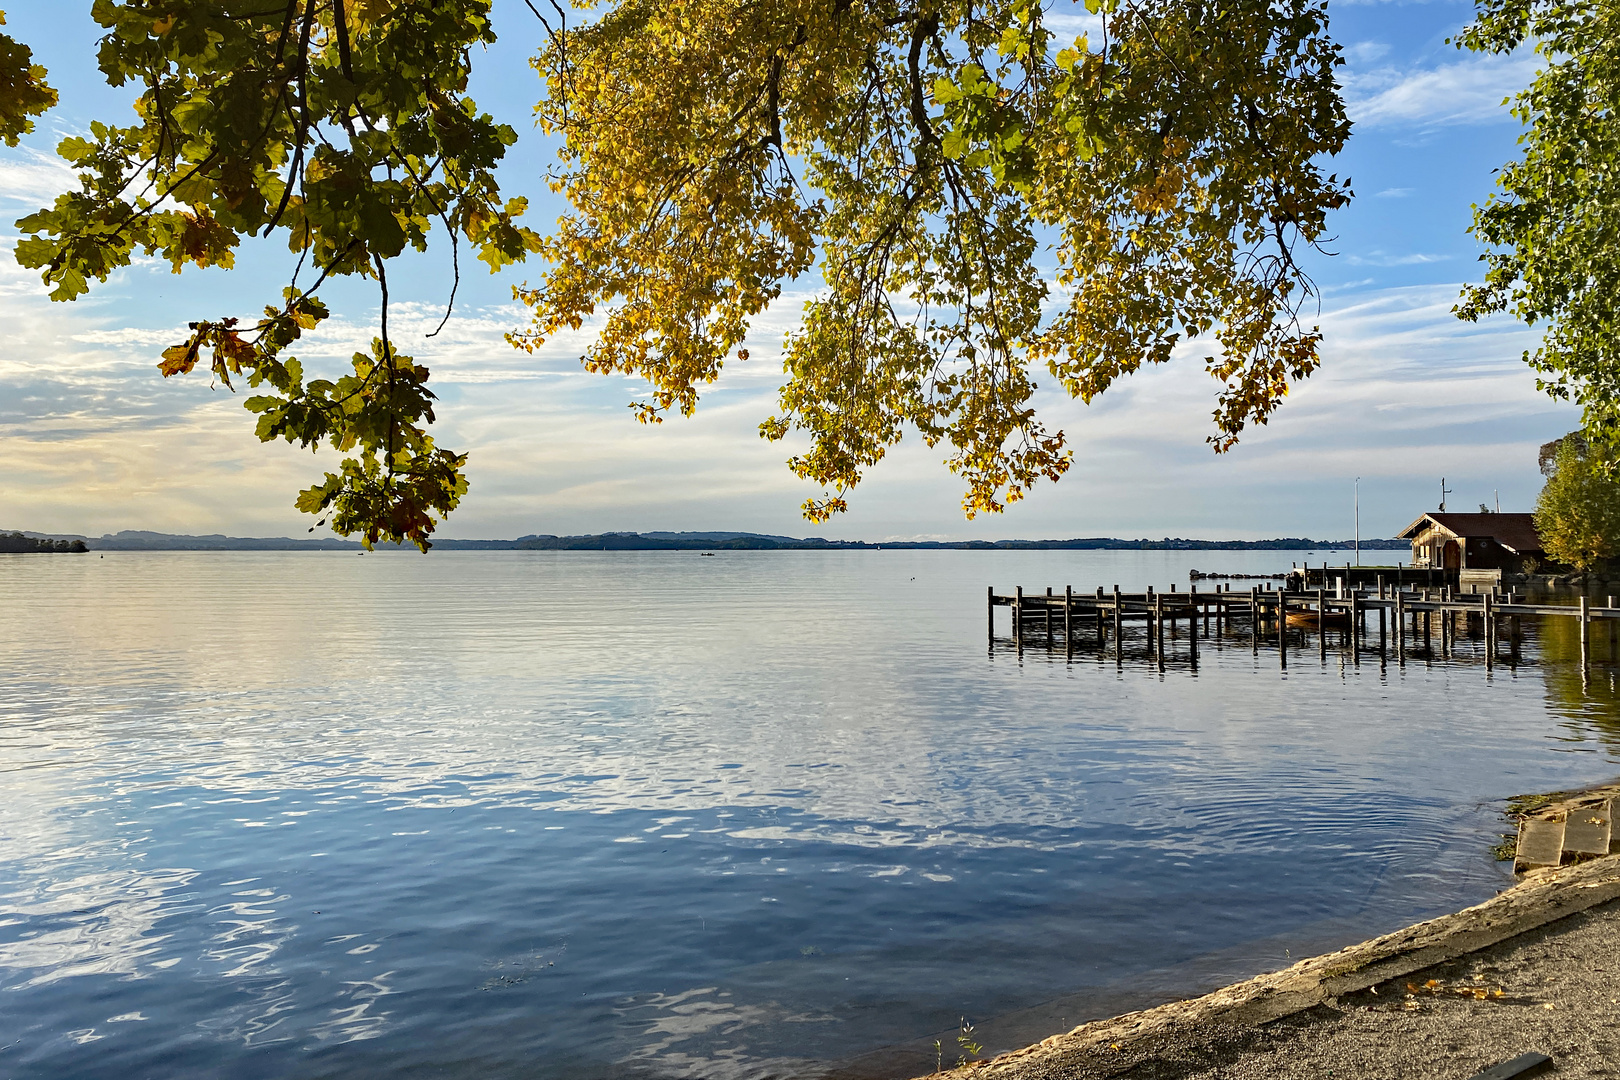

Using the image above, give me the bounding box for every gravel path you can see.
[985,898,1620,1080]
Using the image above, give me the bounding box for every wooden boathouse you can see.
[1397,512,1545,574]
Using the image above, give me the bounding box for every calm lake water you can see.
[4,549,1620,1079]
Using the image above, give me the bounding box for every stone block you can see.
[1514,815,1566,874]
[1563,799,1612,857]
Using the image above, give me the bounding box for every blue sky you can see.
[0,1,1575,541]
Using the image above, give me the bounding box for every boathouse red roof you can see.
[1396,512,1543,554]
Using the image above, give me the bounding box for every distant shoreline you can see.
[3,529,1408,553]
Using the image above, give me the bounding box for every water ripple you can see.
[0,549,1615,1079]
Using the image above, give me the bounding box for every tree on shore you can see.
[1456,0,1620,469]
[1534,433,1620,571]
[0,532,88,553]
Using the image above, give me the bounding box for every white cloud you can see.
[0,273,1577,540]
[1375,187,1415,198]
[1041,8,1105,45]
[1346,52,1537,129]
[1345,250,1451,267]
[0,146,76,213]
[1346,41,1392,65]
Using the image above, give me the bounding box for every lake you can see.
[3,549,1618,1079]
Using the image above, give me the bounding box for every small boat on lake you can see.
[1285,606,1349,629]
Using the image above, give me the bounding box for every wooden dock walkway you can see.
[989,581,1620,673]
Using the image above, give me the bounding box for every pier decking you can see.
[989,581,1620,673]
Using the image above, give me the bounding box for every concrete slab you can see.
[1514,815,1566,875]
[1563,800,1611,857]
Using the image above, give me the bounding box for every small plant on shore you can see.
[956,1017,985,1066]
[1506,790,1571,818]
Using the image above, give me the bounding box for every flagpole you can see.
[1354,477,1360,566]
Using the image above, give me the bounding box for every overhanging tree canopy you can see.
[12,0,539,549]
[0,10,56,146]
[13,0,1352,540]
[516,0,1351,519]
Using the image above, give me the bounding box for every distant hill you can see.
[514,533,1408,551]
[3,529,1410,552]
[16,529,365,551]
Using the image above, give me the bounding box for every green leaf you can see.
[12,0,508,548]
[49,267,87,301]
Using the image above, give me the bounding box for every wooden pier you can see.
[989,580,1620,673]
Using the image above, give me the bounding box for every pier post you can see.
[1146,587,1155,658]
[1423,604,1432,657]
[1064,586,1073,655]
[1250,586,1259,655]
[1014,586,1023,648]
[1484,592,1494,671]
[1045,587,1054,645]
[1581,595,1590,669]
[1095,587,1105,647]
[1278,590,1287,668]
[1396,590,1406,665]
[1379,601,1387,657]
[988,585,995,642]
[1113,585,1123,661]
[1189,591,1199,668]
[1318,586,1328,661]
[1350,592,1360,663]
[1377,574,1385,600]
[1155,594,1166,672]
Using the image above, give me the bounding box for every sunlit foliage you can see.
[1535,433,1620,571]
[14,0,1352,537]
[15,1,540,549]
[1457,0,1620,468]
[0,10,56,146]
[514,0,1352,519]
